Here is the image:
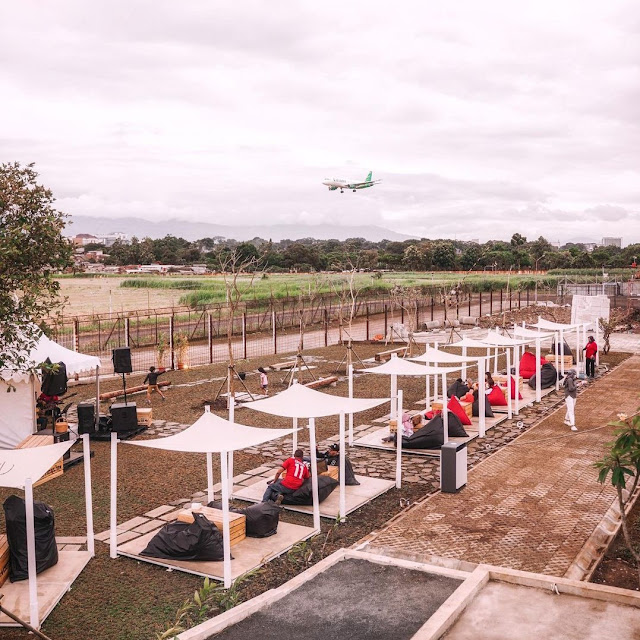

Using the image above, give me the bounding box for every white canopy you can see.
[480,331,531,347]
[3,332,101,383]
[512,327,556,340]
[124,410,296,453]
[363,358,460,377]
[409,347,486,364]
[531,318,586,331]
[243,382,387,418]
[448,336,499,349]
[0,440,74,489]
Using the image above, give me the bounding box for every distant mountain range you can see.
[67,215,416,243]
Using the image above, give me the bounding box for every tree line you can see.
[86,233,640,273]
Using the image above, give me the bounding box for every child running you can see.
[257,367,269,395]
[144,366,166,403]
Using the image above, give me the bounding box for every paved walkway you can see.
[363,356,640,576]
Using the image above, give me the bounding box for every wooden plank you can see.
[17,435,63,487]
[304,376,339,390]
[269,360,297,371]
[177,507,246,546]
[375,347,407,362]
[0,535,8,588]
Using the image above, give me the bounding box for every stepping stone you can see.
[116,516,149,532]
[57,536,87,544]
[116,530,139,544]
[133,520,164,534]
[159,509,182,522]
[94,530,111,542]
[144,505,175,518]
[63,544,83,552]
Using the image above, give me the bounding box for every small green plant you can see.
[156,333,168,368]
[287,539,314,569]
[595,411,640,588]
[175,333,189,368]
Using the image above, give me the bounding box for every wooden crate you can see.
[0,535,9,588]
[545,354,574,369]
[430,401,472,420]
[136,407,153,427]
[177,507,246,546]
[495,375,523,391]
[321,465,339,480]
[17,434,64,487]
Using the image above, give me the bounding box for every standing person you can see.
[583,336,598,378]
[143,366,166,403]
[258,367,269,395]
[563,369,578,431]
[262,449,309,502]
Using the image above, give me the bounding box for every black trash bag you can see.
[447,379,470,399]
[141,513,226,561]
[208,500,281,538]
[282,476,339,505]
[3,495,58,582]
[40,358,68,396]
[528,363,560,390]
[550,339,573,358]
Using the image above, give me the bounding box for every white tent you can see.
[0,436,94,629]
[409,347,488,433]
[0,333,101,449]
[531,317,593,373]
[512,326,557,402]
[242,383,387,522]
[119,409,298,587]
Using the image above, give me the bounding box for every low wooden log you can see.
[99,380,171,400]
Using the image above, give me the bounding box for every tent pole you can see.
[595,319,600,366]
[462,346,467,380]
[308,418,321,532]
[95,365,100,431]
[109,432,118,559]
[514,345,520,415]
[494,347,498,374]
[207,452,214,503]
[535,338,542,403]
[220,451,232,589]
[559,328,565,376]
[425,372,429,413]
[228,398,235,491]
[292,417,298,454]
[555,331,560,391]
[390,374,398,420]
[506,348,512,419]
[478,358,486,437]
[25,478,39,629]
[338,411,346,521]
[395,390,403,488]
[575,325,580,373]
[82,434,95,557]
[441,372,448,444]
[347,364,354,446]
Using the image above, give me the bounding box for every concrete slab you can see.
[233,474,395,519]
[144,504,175,518]
[117,522,315,582]
[0,551,91,628]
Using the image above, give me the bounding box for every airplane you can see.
[322,171,381,193]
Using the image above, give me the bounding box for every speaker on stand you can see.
[111,403,138,433]
[112,347,132,404]
[77,403,97,435]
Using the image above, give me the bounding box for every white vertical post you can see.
[395,390,403,488]
[425,372,430,413]
[441,372,449,444]
[347,364,354,446]
[595,320,600,365]
[462,346,467,380]
[535,338,542,403]
[95,365,100,430]
[308,418,321,532]
[292,417,298,454]
[109,432,118,559]
[220,451,232,588]
[555,331,561,391]
[338,411,346,520]
[205,405,214,503]
[514,345,520,415]
[506,348,512,419]
[24,478,39,629]
[559,328,565,376]
[272,310,277,354]
[478,358,486,437]
[575,326,581,372]
[493,347,498,374]
[82,434,95,557]
[228,398,235,490]
[390,374,398,419]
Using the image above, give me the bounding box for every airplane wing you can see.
[346,179,382,188]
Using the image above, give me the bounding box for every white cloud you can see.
[0,0,638,244]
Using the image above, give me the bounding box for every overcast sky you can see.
[1,1,638,244]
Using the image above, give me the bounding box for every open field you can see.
[57,272,558,317]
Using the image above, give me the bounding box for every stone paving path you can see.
[363,355,640,576]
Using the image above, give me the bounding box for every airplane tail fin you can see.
[365,171,372,182]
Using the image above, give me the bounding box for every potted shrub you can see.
[175,333,189,370]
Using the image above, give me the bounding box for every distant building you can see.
[72,232,128,247]
[583,243,598,253]
[601,237,622,248]
[73,233,98,247]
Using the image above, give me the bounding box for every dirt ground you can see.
[0,338,632,640]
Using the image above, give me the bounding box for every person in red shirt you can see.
[583,336,598,378]
[262,449,310,502]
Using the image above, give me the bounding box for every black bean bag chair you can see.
[447,379,470,398]
[208,500,282,538]
[528,363,560,390]
[398,412,468,449]
[141,513,225,561]
[326,456,360,486]
[3,495,58,582]
[282,475,339,506]
[472,395,494,417]
[550,339,573,358]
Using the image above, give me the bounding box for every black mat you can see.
[207,558,461,640]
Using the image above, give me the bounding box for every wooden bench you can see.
[136,407,153,427]
[269,360,297,371]
[322,465,339,480]
[304,376,339,390]
[177,506,246,546]
[545,354,574,369]
[495,375,524,392]
[17,434,64,487]
[430,401,473,419]
[375,347,408,362]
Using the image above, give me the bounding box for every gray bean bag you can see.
[528,363,560,389]
[447,379,470,399]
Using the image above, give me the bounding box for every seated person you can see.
[447,378,471,398]
[317,443,340,464]
[485,372,496,391]
[262,449,309,502]
[382,413,422,442]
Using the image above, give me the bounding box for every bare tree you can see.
[387,285,423,356]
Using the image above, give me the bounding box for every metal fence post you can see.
[366,304,370,341]
[400,300,404,324]
[384,304,388,337]
[272,310,277,355]
[479,292,483,316]
[169,314,175,370]
[500,288,503,312]
[324,309,328,347]
[468,293,471,316]
[124,317,130,348]
[73,319,79,352]
[208,313,213,364]
[242,313,247,360]
[430,296,434,321]
[490,290,493,315]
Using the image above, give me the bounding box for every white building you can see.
[601,237,622,248]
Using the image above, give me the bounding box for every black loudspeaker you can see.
[77,403,96,434]
[112,348,132,374]
[41,361,68,396]
[111,403,138,433]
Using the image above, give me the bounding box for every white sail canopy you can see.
[0,441,74,489]
[363,358,460,376]
[409,347,486,364]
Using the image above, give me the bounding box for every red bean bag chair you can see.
[505,375,523,400]
[447,395,472,426]
[487,385,508,407]
[461,391,475,404]
[519,351,547,379]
